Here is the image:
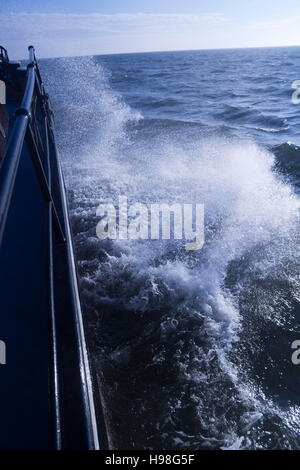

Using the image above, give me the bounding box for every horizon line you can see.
[12,43,300,61]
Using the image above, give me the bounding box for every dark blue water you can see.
[41,47,300,450]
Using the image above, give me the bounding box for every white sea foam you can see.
[42,55,300,449]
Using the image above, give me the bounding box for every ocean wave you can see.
[246,125,290,133]
[42,52,300,449]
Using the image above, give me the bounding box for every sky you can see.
[1,0,300,59]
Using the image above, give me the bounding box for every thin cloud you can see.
[248,15,300,30]
[2,11,297,59]
[0,12,230,58]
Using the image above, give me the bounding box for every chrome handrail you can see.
[0,46,63,245]
[0,45,102,450]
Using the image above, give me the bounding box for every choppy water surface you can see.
[42,47,300,449]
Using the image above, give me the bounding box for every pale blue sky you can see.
[1,0,300,58]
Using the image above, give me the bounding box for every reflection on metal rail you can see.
[0,46,106,450]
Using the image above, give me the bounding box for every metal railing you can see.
[0,46,102,450]
[0,46,64,246]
